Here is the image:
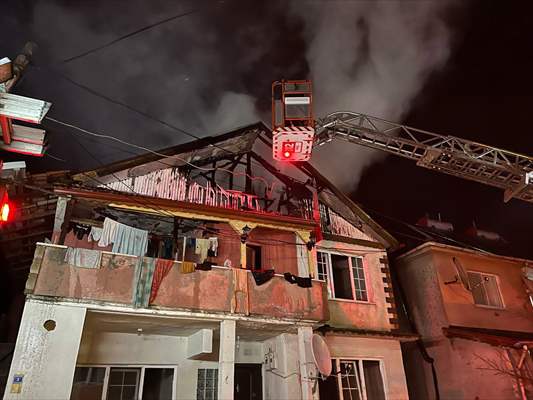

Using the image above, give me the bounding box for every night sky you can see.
[2,1,533,257]
[355,0,533,258]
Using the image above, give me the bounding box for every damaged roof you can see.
[73,121,398,249]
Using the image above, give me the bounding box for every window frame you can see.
[196,367,219,400]
[72,364,178,400]
[467,270,505,309]
[316,250,370,303]
[333,358,388,400]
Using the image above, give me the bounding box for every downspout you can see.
[389,257,441,400]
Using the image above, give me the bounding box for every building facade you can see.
[396,241,533,400]
[4,123,409,400]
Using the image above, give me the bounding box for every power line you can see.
[45,116,280,192]
[32,64,285,183]
[62,8,200,63]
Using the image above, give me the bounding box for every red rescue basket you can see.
[271,80,315,162]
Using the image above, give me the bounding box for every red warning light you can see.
[283,150,291,158]
[0,188,10,223]
[0,202,9,222]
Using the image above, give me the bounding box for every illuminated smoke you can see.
[291,1,455,189]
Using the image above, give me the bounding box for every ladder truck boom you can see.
[271,80,533,204]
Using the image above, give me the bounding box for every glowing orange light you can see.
[0,202,9,222]
[284,151,291,158]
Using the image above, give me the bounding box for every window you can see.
[197,368,218,400]
[317,252,329,281]
[142,368,174,400]
[467,271,504,308]
[317,251,369,301]
[352,257,368,302]
[319,359,386,400]
[107,368,140,400]
[71,367,106,400]
[71,366,176,400]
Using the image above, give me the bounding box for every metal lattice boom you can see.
[315,112,533,203]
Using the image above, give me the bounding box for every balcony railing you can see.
[27,243,328,322]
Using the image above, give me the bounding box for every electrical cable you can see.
[30,64,298,192]
[62,8,201,63]
[44,115,280,193]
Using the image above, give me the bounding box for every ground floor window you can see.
[319,359,386,400]
[196,368,218,400]
[71,365,176,400]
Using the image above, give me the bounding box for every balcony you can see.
[26,243,328,322]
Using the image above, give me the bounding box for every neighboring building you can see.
[393,220,533,399]
[4,122,410,400]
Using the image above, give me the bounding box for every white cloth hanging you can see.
[64,247,102,268]
[88,226,103,242]
[98,218,119,247]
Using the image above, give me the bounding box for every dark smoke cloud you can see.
[1,0,460,187]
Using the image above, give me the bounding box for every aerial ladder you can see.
[272,80,533,204]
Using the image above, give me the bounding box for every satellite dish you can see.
[452,257,471,291]
[311,334,332,378]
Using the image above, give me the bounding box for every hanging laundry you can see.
[283,272,312,288]
[207,237,218,257]
[195,238,210,262]
[180,261,196,274]
[88,226,103,242]
[296,276,312,288]
[64,247,102,269]
[187,237,196,248]
[196,261,213,271]
[252,269,275,286]
[112,221,149,257]
[133,258,155,308]
[71,223,91,240]
[98,217,119,247]
[149,258,174,303]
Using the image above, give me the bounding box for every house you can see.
[4,122,410,399]
[391,218,533,400]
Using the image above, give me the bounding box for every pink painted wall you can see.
[34,247,136,304]
[434,248,533,333]
[324,250,393,331]
[151,267,233,313]
[247,274,328,321]
[398,244,533,335]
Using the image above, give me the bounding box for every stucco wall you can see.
[247,274,328,321]
[397,244,533,335]
[427,337,523,400]
[4,300,86,400]
[325,334,410,400]
[432,247,533,333]
[263,333,302,400]
[34,246,136,304]
[318,241,393,331]
[152,266,234,312]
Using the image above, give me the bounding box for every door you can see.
[234,364,262,400]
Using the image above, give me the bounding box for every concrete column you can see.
[217,319,236,400]
[51,195,70,244]
[298,326,319,400]
[4,299,86,400]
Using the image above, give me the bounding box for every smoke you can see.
[291,1,455,190]
[1,0,457,184]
